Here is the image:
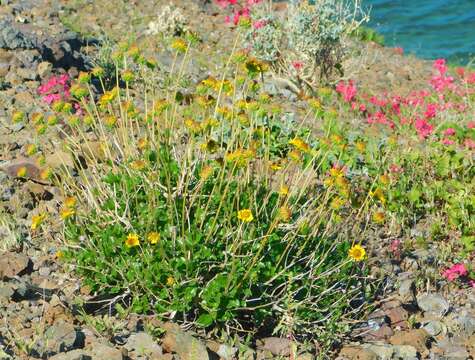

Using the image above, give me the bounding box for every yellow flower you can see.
[331,134,343,144]
[47,115,59,125]
[25,144,37,156]
[370,188,386,204]
[147,232,160,245]
[279,185,289,196]
[270,162,282,171]
[289,138,310,153]
[16,166,27,178]
[104,115,117,127]
[329,167,344,178]
[55,250,64,259]
[372,211,385,224]
[130,160,147,171]
[379,174,390,186]
[184,118,202,133]
[137,138,148,150]
[64,197,77,208]
[166,276,175,286]
[330,197,346,211]
[40,168,52,181]
[60,208,75,220]
[199,165,214,181]
[348,244,366,261]
[278,206,292,222]
[171,38,187,53]
[288,149,301,162]
[355,141,366,152]
[125,233,140,248]
[237,209,254,223]
[31,214,45,230]
[12,110,25,123]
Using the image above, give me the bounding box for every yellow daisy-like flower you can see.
[125,233,140,248]
[237,209,254,223]
[40,168,52,181]
[355,141,366,152]
[270,162,282,171]
[31,214,46,230]
[379,174,390,186]
[166,276,175,286]
[16,166,27,178]
[171,38,187,53]
[199,165,214,181]
[147,232,160,245]
[279,185,289,196]
[370,188,386,204]
[64,197,77,208]
[278,206,292,222]
[288,149,302,162]
[130,159,147,171]
[137,138,148,150]
[289,138,310,153]
[348,244,366,262]
[60,208,75,220]
[372,211,385,224]
[25,144,37,156]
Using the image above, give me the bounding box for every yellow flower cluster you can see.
[225,148,255,167]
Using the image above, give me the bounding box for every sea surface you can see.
[364,0,475,65]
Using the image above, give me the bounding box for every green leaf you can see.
[196,313,214,327]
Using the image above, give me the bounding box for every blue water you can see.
[365,0,475,65]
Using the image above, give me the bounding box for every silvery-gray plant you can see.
[246,0,367,93]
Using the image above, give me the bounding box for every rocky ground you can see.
[1,0,475,359]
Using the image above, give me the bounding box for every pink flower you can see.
[456,67,465,77]
[43,93,61,105]
[441,138,455,146]
[466,72,475,84]
[469,280,475,288]
[389,164,403,173]
[415,118,434,139]
[336,80,357,102]
[442,263,468,282]
[424,103,437,119]
[394,47,404,55]
[464,138,475,149]
[359,103,367,112]
[253,19,266,29]
[215,0,237,8]
[292,60,304,71]
[467,121,475,129]
[433,59,448,75]
[443,128,456,136]
[247,0,262,5]
[232,6,250,25]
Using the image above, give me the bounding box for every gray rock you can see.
[392,345,418,360]
[422,320,445,336]
[32,322,84,358]
[48,349,91,360]
[417,293,450,317]
[37,61,52,78]
[363,343,394,360]
[89,342,123,360]
[450,310,475,336]
[398,278,415,302]
[0,19,37,50]
[124,332,162,358]
[0,283,15,300]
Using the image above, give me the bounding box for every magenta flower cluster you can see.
[37,74,70,105]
